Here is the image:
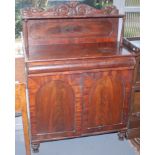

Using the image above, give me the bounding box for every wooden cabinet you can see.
[22,2,137,152]
[28,68,134,143]
[123,37,140,139]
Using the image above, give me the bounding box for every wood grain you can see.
[123,37,140,139]
[15,57,25,83]
[36,80,75,133]
[28,67,134,142]
[15,83,31,155]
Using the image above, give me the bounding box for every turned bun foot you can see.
[32,143,40,153]
[118,131,126,141]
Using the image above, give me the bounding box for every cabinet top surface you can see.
[26,43,133,62]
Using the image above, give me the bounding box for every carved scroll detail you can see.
[22,2,118,18]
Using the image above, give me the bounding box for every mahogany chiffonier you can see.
[22,2,137,152]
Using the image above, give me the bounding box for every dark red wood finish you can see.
[123,37,140,139]
[22,2,136,152]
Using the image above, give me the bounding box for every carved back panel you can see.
[22,2,119,19]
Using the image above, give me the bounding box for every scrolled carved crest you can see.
[22,2,118,19]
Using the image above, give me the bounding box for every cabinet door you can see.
[28,74,82,141]
[82,70,132,133]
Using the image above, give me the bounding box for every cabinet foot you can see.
[32,143,40,153]
[118,131,126,141]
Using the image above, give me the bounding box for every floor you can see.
[16,117,138,155]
